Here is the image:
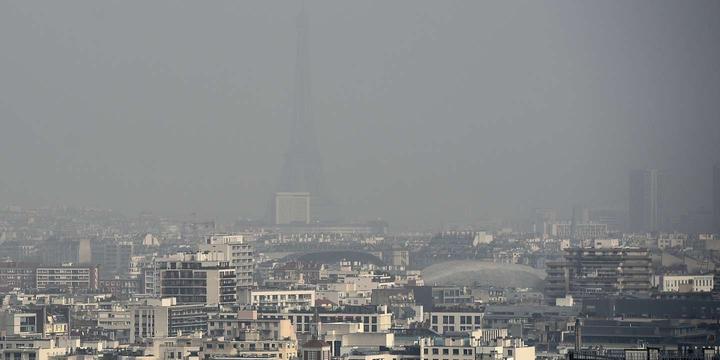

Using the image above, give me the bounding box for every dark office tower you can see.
[628,169,660,233]
[714,164,720,232]
[276,3,335,222]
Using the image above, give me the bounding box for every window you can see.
[452,349,459,355]
[442,349,449,355]
[432,349,439,355]
[432,316,438,324]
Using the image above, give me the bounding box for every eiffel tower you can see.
[275,2,336,223]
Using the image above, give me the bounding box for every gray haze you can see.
[1,1,719,230]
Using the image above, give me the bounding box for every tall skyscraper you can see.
[275,3,335,222]
[714,163,720,232]
[628,169,661,233]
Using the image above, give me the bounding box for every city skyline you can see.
[2,1,720,356]
[1,1,719,230]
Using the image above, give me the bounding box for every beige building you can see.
[200,234,255,296]
[201,334,297,360]
[476,338,534,360]
[421,333,478,360]
[654,274,714,293]
[250,289,316,308]
[207,309,296,341]
[275,192,311,225]
[35,265,99,291]
[421,332,533,360]
[260,305,392,334]
[0,337,80,360]
[323,331,394,358]
[426,308,484,334]
[129,298,208,342]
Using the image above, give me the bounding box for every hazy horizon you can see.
[2,1,719,230]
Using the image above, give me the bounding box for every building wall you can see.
[261,307,392,334]
[545,247,651,301]
[91,239,133,278]
[250,290,315,308]
[201,339,296,360]
[131,305,169,342]
[0,262,36,290]
[427,311,483,334]
[158,255,236,305]
[275,192,311,225]
[0,312,38,336]
[505,346,534,360]
[199,238,254,292]
[35,265,98,290]
[629,169,661,233]
[659,275,714,292]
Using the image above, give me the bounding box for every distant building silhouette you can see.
[274,192,311,225]
[714,163,720,232]
[276,2,336,223]
[628,169,662,233]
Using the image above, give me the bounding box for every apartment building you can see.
[91,239,133,278]
[250,289,316,309]
[129,298,210,342]
[0,311,38,336]
[0,337,79,360]
[207,309,296,341]
[420,331,534,360]
[259,305,392,334]
[0,261,36,291]
[426,307,484,334]
[201,333,297,360]
[157,252,236,305]
[35,264,99,291]
[420,332,479,360]
[545,247,652,301]
[200,234,254,293]
[654,275,714,293]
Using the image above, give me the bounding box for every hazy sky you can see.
[1,1,719,230]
